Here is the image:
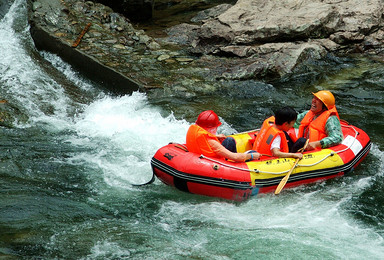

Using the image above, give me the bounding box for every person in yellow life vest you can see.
[186,110,261,162]
[253,107,306,159]
[294,90,343,150]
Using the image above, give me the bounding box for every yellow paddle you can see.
[274,139,309,195]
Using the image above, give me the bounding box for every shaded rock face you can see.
[92,0,154,22]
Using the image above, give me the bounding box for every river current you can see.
[1,0,384,259]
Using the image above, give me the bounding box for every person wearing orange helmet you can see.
[186,110,260,162]
[294,90,343,150]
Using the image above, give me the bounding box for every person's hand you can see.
[305,141,321,151]
[248,151,260,160]
[293,153,303,159]
[253,152,261,160]
[216,134,226,141]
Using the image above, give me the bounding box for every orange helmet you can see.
[312,90,335,109]
[196,110,222,130]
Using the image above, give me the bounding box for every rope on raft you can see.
[200,124,359,175]
[200,155,260,173]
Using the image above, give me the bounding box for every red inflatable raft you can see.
[151,121,371,201]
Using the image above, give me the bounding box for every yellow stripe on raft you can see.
[230,131,344,186]
[245,149,344,185]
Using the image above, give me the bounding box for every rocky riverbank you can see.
[27,0,384,95]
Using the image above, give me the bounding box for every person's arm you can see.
[271,136,303,159]
[271,148,303,159]
[293,111,307,129]
[216,133,226,142]
[321,116,343,148]
[208,139,260,162]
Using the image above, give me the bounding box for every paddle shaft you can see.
[274,158,300,194]
[274,139,309,195]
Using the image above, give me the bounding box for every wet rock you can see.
[162,0,384,80]
[158,54,170,61]
[28,0,180,92]
[175,57,194,62]
[32,1,42,11]
[192,0,383,48]
[27,0,384,96]
[164,23,200,46]
[190,4,233,23]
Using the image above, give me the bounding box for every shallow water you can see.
[1,0,384,259]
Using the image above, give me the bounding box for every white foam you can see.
[70,93,190,187]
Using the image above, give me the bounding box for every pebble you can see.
[113,44,126,49]
[175,57,194,62]
[33,2,42,11]
[104,39,117,44]
[158,54,171,61]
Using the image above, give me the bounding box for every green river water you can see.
[1,0,384,259]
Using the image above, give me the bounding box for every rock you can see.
[164,23,200,46]
[175,57,194,62]
[162,0,384,79]
[190,4,233,23]
[313,38,340,51]
[166,0,382,53]
[27,0,384,95]
[113,44,126,49]
[139,34,151,44]
[32,1,42,11]
[147,41,161,50]
[28,0,144,93]
[157,54,170,61]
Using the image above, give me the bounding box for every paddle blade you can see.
[274,175,289,195]
[274,158,300,195]
[274,139,308,195]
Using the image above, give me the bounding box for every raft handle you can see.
[170,143,189,152]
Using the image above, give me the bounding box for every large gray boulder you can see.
[190,0,383,54]
[162,0,384,79]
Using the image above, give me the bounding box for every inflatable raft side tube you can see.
[151,157,253,190]
[254,140,371,189]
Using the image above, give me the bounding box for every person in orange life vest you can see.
[253,106,305,159]
[186,110,261,162]
[294,90,343,151]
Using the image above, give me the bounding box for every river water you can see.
[1,0,384,259]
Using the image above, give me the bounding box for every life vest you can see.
[186,124,221,158]
[287,127,298,142]
[252,116,289,156]
[298,106,340,142]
